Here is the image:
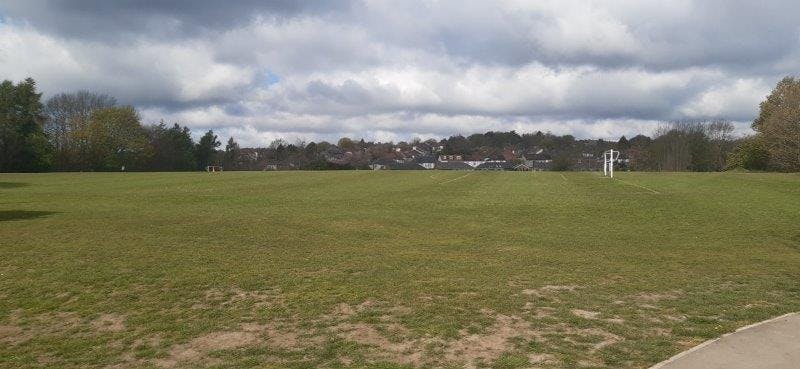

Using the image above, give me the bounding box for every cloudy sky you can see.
[1,1,797,146]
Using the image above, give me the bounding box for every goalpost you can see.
[602,149,619,178]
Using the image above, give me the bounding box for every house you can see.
[415,155,437,169]
[525,151,552,171]
[238,148,259,162]
[369,159,396,170]
[324,146,350,165]
[502,149,517,161]
[435,161,473,170]
[411,144,431,156]
[476,161,511,170]
[438,154,463,161]
[387,162,426,170]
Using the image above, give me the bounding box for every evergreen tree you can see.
[224,137,240,169]
[146,122,196,171]
[195,130,220,170]
[0,78,53,172]
[617,136,630,151]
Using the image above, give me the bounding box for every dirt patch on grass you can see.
[558,325,622,353]
[193,331,259,351]
[34,311,83,333]
[529,353,560,365]
[0,324,26,344]
[334,322,426,365]
[570,309,625,324]
[445,314,539,368]
[91,313,126,333]
[201,287,282,309]
[318,303,624,368]
[634,290,683,302]
[156,331,260,368]
[154,318,323,368]
[522,285,581,297]
[523,304,557,318]
[240,322,313,351]
[323,300,377,321]
[325,306,555,368]
[571,309,601,319]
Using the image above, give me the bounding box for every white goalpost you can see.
[602,149,619,178]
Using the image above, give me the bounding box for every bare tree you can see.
[44,91,116,169]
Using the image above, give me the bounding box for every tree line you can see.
[1,77,798,172]
[1,78,221,172]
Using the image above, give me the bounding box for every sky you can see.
[1,0,798,146]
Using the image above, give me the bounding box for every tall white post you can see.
[603,151,608,176]
[609,149,614,178]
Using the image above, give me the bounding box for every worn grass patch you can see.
[1,171,799,368]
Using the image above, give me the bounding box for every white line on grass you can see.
[439,171,474,185]
[614,178,660,194]
[559,173,568,181]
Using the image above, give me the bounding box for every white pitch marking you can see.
[439,171,474,185]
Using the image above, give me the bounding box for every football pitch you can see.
[1,171,799,368]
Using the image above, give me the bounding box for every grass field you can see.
[1,171,799,369]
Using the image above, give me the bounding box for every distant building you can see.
[435,161,473,170]
[476,161,511,171]
[524,150,553,171]
[416,155,437,169]
[387,162,426,170]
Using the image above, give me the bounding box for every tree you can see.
[337,137,355,152]
[650,121,714,171]
[707,120,735,171]
[146,122,196,171]
[443,135,472,155]
[0,78,52,172]
[44,91,116,170]
[74,106,149,171]
[551,152,574,171]
[726,136,770,171]
[195,130,220,170]
[224,137,240,169]
[617,136,630,151]
[751,76,800,171]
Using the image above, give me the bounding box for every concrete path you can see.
[651,313,800,369]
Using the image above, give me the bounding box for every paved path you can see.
[651,313,800,369]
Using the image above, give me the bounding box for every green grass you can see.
[1,171,799,369]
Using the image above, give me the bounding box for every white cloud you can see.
[1,1,793,144]
[678,78,771,120]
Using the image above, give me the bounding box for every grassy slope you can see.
[0,171,799,368]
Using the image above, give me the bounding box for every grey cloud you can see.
[1,0,792,143]
[0,0,353,40]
